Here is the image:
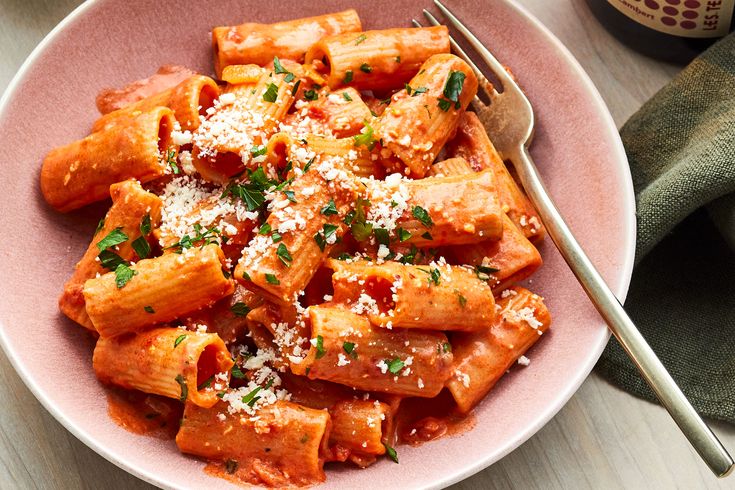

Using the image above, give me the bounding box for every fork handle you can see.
[509,145,734,477]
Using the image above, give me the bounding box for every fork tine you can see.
[433,0,516,89]
[420,9,496,99]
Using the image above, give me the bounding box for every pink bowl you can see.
[0,0,635,488]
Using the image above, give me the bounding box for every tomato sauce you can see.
[395,389,475,446]
[106,387,182,439]
[95,64,196,114]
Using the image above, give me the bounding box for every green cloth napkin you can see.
[595,34,735,423]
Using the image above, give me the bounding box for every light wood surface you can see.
[1,1,732,489]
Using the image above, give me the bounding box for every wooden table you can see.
[1,1,732,488]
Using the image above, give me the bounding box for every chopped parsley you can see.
[374,227,390,246]
[175,374,188,402]
[343,70,354,84]
[342,341,357,359]
[231,302,251,317]
[412,205,434,228]
[98,249,126,270]
[321,199,339,216]
[438,70,466,111]
[95,218,106,235]
[360,63,372,73]
[166,148,179,174]
[96,227,128,252]
[421,231,433,241]
[276,243,293,266]
[418,267,441,286]
[443,342,452,353]
[354,34,367,45]
[144,305,155,314]
[131,236,150,259]
[315,335,326,359]
[265,273,280,285]
[271,231,283,243]
[303,89,318,101]
[384,444,399,463]
[263,82,279,102]
[258,223,272,235]
[349,198,373,241]
[250,145,267,157]
[397,228,411,242]
[314,223,339,252]
[475,264,500,280]
[174,334,187,348]
[166,224,220,253]
[353,121,376,150]
[457,291,467,308]
[230,365,246,379]
[342,92,353,102]
[387,358,405,374]
[272,56,295,82]
[114,263,136,288]
[395,56,401,63]
[225,460,238,474]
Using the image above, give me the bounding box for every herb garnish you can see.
[231,302,251,317]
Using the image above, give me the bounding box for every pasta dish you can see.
[39,9,551,487]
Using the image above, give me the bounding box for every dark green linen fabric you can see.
[595,34,735,423]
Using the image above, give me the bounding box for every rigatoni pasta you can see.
[42,11,552,488]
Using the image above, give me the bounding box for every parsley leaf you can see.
[342,341,357,359]
[174,334,187,348]
[315,335,326,359]
[231,302,251,317]
[96,227,128,251]
[231,366,246,379]
[397,228,411,242]
[443,342,452,353]
[418,267,441,286]
[114,263,137,288]
[343,70,354,84]
[276,243,293,266]
[241,386,262,406]
[98,250,127,270]
[437,98,452,112]
[412,206,434,228]
[360,63,372,73]
[175,374,188,402]
[374,227,390,246]
[144,305,155,314]
[353,122,376,150]
[412,86,428,96]
[131,236,150,259]
[265,273,280,285]
[258,223,272,235]
[384,444,399,463]
[95,218,106,235]
[250,145,267,157]
[354,34,367,45]
[140,214,151,235]
[475,264,500,280]
[303,89,318,101]
[342,92,353,102]
[443,71,466,103]
[349,198,373,241]
[457,291,467,308]
[166,148,179,174]
[314,224,339,252]
[321,199,338,216]
[263,83,279,102]
[387,358,405,374]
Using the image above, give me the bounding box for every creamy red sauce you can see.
[95,64,196,114]
[106,387,182,439]
[395,389,475,446]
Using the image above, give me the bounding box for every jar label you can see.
[606,0,734,37]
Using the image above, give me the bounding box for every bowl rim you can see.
[0,0,636,488]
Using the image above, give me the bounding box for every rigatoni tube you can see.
[176,400,331,487]
[374,54,478,177]
[93,328,234,408]
[328,259,495,331]
[40,106,175,212]
[59,180,162,331]
[446,287,551,414]
[292,305,453,397]
[305,27,449,91]
[84,244,234,337]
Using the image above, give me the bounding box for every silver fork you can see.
[415,0,734,477]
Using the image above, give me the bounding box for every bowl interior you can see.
[0,0,635,488]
